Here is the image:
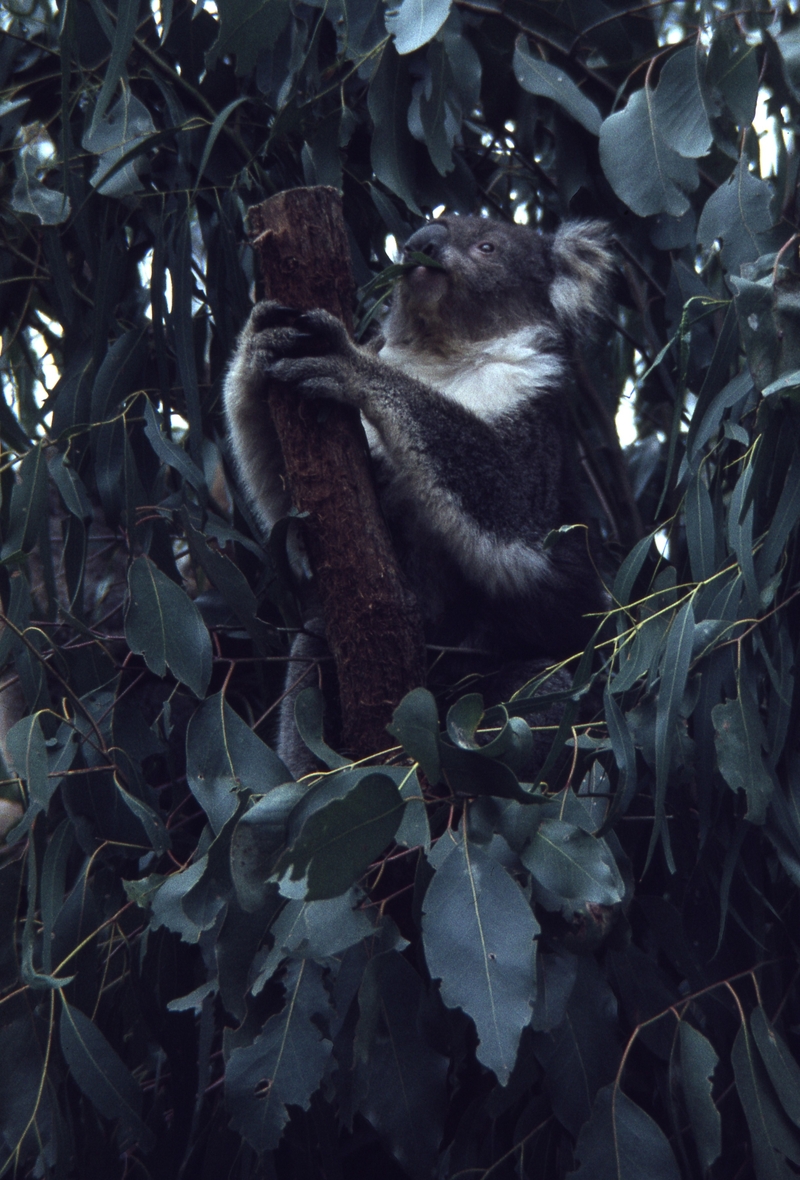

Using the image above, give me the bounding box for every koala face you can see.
[386,215,613,352]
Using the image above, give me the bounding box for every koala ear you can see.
[549,220,614,331]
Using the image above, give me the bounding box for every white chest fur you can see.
[377,327,563,421]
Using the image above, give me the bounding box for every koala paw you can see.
[267,354,354,403]
[243,303,358,403]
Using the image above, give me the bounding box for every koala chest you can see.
[364,330,564,515]
[377,329,564,422]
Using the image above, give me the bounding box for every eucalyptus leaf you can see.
[680,1022,721,1169]
[522,819,624,906]
[599,87,699,217]
[226,960,332,1152]
[125,555,212,698]
[653,45,713,158]
[712,671,774,823]
[698,157,775,274]
[187,692,292,834]
[422,837,538,1085]
[571,1084,681,1179]
[731,1022,800,1176]
[385,0,451,55]
[60,1000,155,1151]
[514,37,601,134]
[274,773,404,901]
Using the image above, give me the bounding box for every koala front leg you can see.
[223,301,305,533]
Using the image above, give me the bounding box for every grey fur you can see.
[224,215,614,770]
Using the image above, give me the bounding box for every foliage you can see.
[1,0,800,1177]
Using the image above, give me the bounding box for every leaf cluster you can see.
[2,0,800,1178]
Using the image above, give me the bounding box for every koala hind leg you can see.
[276,620,338,779]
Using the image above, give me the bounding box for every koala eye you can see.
[477,242,495,253]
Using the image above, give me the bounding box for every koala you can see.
[224,215,614,770]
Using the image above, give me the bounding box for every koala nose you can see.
[403,221,449,261]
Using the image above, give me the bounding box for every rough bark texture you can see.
[247,186,426,760]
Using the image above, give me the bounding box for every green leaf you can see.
[183,517,276,652]
[751,1006,800,1129]
[82,91,157,197]
[612,532,655,607]
[533,957,621,1136]
[385,0,451,55]
[60,999,155,1150]
[6,713,51,815]
[125,555,212,698]
[613,604,673,702]
[148,859,207,942]
[113,777,170,854]
[1,445,49,560]
[394,765,430,850]
[230,783,306,912]
[337,0,387,62]
[599,87,698,217]
[422,837,538,1085]
[712,670,774,823]
[653,45,713,158]
[11,147,71,225]
[89,0,140,134]
[142,399,207,494]
[603,687,637,815]
[253,889,373,990]
[708,21,759,126]
[530,951,578,1032]
[40,819,73,974]
[679,1022,721,1169]
[649,599,695,867]
[205,0,291,74]
[685,467,716,583]
[274,773,404,901]
[683,368,752,473]
[166,980,217,1014]
[386,686,441,783]
[468,705,534,777]
[168,215,203,461]
[353,951,448,1176]
[731,1022,800,1178]
[368,44,421,215]
[439,740,534,801]
[522,819,624,906]
[416,39,457,174]
[187,692,292,835]
[0,1014,56,1166]
[47,451,92,520]
[571,1084,681,1179]
[758,450,800,581]
[194,96,249,190]
[293,687,351,770]
[225,960,332,1152]
[728,458,762,611]
[697,158,774,275]
[513,37,601,135]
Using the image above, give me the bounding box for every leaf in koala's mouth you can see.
[405,259,448,300]
[403,250,446,272]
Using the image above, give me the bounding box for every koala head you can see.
[384,214,614,351]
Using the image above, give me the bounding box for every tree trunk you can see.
[247,186,426,760]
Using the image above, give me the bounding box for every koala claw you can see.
[266,356,344,402]
[248,300,299,332]
[293,309,351,354]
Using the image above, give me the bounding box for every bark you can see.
[247,186,426,760]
